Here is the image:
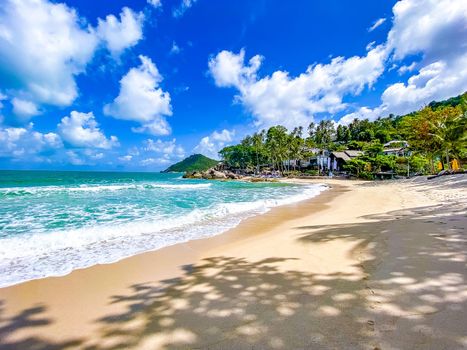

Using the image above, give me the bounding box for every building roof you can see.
[332,151,351,162]
[331,150,363,162]
[344,150,363,157]
[383,140,409,148]
[383,148,405,153]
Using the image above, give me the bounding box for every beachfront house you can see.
[329,150,363,172]
[295,148,331,170]
[382,140,410,157]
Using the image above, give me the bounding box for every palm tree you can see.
[429,108,466,170]
[289,127,304,170]
[312,120,335,174]
[266,126,288,174]
[252,130,265,174]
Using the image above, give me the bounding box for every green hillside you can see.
[163,154,219,173]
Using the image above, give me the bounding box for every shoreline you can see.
[1,176,465,349]
[0,179,329,289]
[0,180,339,290]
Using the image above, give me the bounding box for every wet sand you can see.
[0,176,466,349]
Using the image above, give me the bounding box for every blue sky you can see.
[0,0,466,170]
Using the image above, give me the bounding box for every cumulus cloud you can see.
[143,138,185,156]
[380,58,467,115]
[0,0,98,109]
[147,0,162,9]
[66,150,85,165]
[11,98,40,120]
[387,0,466,62]
[338,106,384,126]
[96,7,144,58]
[58,111,119,149]
[104,55,172,136]
[0,0,145,120]
[0,123,62,159]
[397,61,417,75]
[368,18,386,32]
[194,129,235,159]
[339,0,467,123]
[139,138,185,166]
[382,0,467,113]
[173,0,197,18]
[209,47,388,129]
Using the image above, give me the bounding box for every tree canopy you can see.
[218,92,467,178]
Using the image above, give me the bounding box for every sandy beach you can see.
[0,175,466,349]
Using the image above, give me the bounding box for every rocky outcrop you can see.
[183,168,242,180]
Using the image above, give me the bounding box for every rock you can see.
[184,168,240,180]
[225,171,241,179]
[183,171,203,179]
[211,170,227,179]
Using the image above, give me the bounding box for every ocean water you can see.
[0,170,327,287]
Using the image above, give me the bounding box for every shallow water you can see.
[0,170,327,287]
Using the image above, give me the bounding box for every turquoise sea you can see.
[0,170,326,287]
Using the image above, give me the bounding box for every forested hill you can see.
[163,154,219,173]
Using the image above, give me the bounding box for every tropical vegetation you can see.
[218,92,467,179]
[163,154,219,173]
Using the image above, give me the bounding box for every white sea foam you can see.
[0,182,211,195]
[0,183,327,287]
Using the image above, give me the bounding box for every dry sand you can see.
[0,175,466,349]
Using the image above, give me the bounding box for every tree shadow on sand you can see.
[85,202,465,349]
[1,202,465,349]
[296,202,466,349]
[0,301,83,350]
[89,256,374,350]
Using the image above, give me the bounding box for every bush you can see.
[303,169,319,176]
[359,171,375,180]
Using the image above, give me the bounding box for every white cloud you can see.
[104,55,172,136]
[0,0,98,108]
[209,47,388,130]
[84,150,104,160]
[382,0,467,114]
[173,0,197,18]
[66,150,85,165]
[387,0,467,62]
[143,138,185,157]
[380,58,467,115]
[96,7,144,58]
[0,123,62,158]
[131,119,171,136]
[140,157,171,166]
[194,129,235,159]
[397,61,417,75]
[147,0,162,8]
[11,98,40,120]
[170,41,181,55]
[338,106,384,125]
[339,0,467,122]
[0,0,146,120]
[368,18,386,32]
[118,155,133,162]
[58,111,119,149]
[137,138,185,167]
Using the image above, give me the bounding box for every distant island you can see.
[163,154,219,173]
